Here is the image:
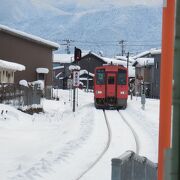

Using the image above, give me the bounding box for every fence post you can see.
[111,159,122,180]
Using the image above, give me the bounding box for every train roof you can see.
[95,64,135,78]
[96,64,127,70]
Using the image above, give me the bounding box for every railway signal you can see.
[74,47,82,62]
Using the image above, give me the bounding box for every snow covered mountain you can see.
[0,0,162,56]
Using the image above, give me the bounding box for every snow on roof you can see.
[79,81,84,85]
[53,52,89,63]
[133,58,154,67]
[150,49,161,55]
[53,54,74,63]
[88,52,134,67]
[53,66,64,70]
[132,50,150,59]
[80,70,94,77]
[132,48,161,59]
[19,80,28,87]
[102,57,128,66]
[0,59,25,71]
[56,72,63,79]
[36,68,49,74]
[0,25,60,49]
[80,78,93,81]
[69,65,81,71]
[115,55,134,63]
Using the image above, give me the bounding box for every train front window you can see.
[96,69,105,85]
[108,76,114,84]
[118,69,127,85]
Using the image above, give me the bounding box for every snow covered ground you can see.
[0,89,159,180]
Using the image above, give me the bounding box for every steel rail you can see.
[75,110,111,180]
[118,110,140,154]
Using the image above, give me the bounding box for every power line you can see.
[61,39,74,54]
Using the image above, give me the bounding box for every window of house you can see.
[37,73,45,80]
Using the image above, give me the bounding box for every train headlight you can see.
[120,91,127,95]
[96,90,103,94]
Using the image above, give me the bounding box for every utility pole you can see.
[86,71,89,92]
[119,40,126,56]
[126,52,129,70]
[62,39,74,54]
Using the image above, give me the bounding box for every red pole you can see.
[158,0,175,180]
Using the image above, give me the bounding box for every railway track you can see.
[75,109,140,180]
[118,110,140,154]
[75,110,111,180]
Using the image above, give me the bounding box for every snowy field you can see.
[0,89,159,180]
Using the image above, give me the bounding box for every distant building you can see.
[53,54,74,89]
[79,70,94,90]
[0,25,59,95]
[53,52,135,90]
[132,48,161,98]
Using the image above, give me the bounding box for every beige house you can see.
[0,59,25,83]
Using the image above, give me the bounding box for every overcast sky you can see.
[76,0,162,7]
[37,0,163,8]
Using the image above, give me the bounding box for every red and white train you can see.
[94,64,128,109]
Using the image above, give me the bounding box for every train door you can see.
[106,73,116,97]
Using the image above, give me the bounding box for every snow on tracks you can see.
[81,110,137,180]
[118,110,140,154]
[75,110,111,180]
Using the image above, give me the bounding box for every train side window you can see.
[96,69,105,85]
[118,69,127,85]
[108,76,114,84]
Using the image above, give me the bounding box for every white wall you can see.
[0,69,14,83]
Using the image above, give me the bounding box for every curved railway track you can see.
[75,110,111,180]
[76,109,140,180]
[118,110,140,154]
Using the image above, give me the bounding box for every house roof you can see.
[0,25,60,50]
[132,58,154,67]
[132,48,161,59]
[86,53,135,77]
[0,59,25,71]
[80,70,94,77]
[86,52,134,67]
[115,55,134,63]
[53,66,64,70]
